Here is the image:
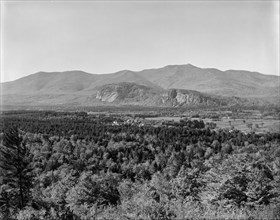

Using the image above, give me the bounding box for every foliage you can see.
[0,127,33,218]
[0,111,280,219]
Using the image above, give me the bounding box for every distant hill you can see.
[135,64,279,98]
[95,82,224,107]
[1,64,279,107]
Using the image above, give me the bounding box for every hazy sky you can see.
[1,0,279,82]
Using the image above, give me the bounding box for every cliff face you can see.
[95,83,223,107]
[96,91,118,102]
[95,82,161,105]
[162,89,220,107]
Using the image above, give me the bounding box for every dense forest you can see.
[0,111,280,219]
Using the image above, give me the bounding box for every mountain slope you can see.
[1,64,279,107]
[135,64,279,97]
[1,70,162,95]
[1,71,98,94]
[87,82,245,107]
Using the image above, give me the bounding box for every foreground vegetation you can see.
[0,111,280,219]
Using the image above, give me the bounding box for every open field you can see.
[208,118,279,133]
[146,116,280,133]
[146,116,183,122]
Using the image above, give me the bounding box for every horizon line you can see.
[1,63,279,83]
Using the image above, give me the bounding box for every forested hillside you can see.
[0,111,280,219]
[1,64,279,107]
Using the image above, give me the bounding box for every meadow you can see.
[146,116,280,133]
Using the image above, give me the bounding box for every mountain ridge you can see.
[2,63,278,84]
[1,64,279,107]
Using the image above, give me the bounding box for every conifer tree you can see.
[0,127,33,215]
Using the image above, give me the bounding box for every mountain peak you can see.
[186,63,197,68]
[1,64,279,107]
[162,63,198,69]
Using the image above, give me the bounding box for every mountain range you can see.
[1,64,279,107]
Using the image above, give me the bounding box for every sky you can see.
[1,0,279,82]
